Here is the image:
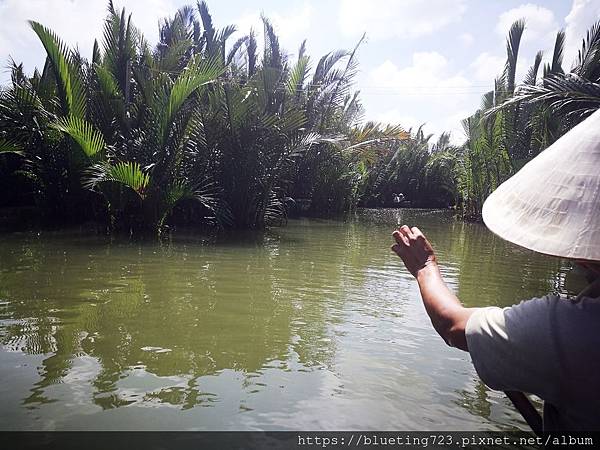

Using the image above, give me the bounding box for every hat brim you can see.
[482,110,600,262]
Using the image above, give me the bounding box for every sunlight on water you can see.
[0,209,584,430]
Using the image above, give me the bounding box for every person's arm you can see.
[391,225,475,351]
[392,226,544,434]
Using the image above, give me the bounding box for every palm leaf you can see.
[164,178,230,226]
[489,74,600,121]
[312,50,349,85]
[262,16,283,70]
[523,51,543,86]
[0,138,24,155]
[197,1,217,56]
[102,5,137,93]
[29,21,86,118]
[226,35,248,66]
[85,161,150,198]
[52,116,106,158]
[158,54,224,145]
[574,20,600,80]
[502,19,525,94]
[286,55,310,97]
[246,31,258,76]
[95,65,121,98]
[550,30,565,74]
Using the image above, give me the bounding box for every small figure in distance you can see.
[392,193,405,205]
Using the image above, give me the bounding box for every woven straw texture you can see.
[482,108,600,261]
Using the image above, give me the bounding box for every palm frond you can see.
[262,15,283,70]
[286,55,310,98]
[0,138,24,155]
[489,74,600,121]
[246,31,258,76]
[574,20,600,80]
[503,19,525,94]
[226,35,248,66]
[85,161,150,198]
[158,54,224,145]
[29,20,86,118]
[524,51,544,86]
[52,116,106,158]
[312,50,349,85]
[550,30,565,74]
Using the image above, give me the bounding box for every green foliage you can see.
[29,21,86,119]
[459,19,600,220]
[158,54,223,146]
[87,161,150,198]
[52,116,106,158]
[7,5,596,232]
[0,1,375,234]
[358,127,460,209]
[0,138,24,155]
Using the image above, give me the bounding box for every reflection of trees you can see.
[435,218,581,428]
[455,378,543,432]
[0,223,369,410]
[436,220,581,307]
[455,380,492,421]
[1,210,579,421]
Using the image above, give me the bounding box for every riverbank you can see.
[0,205,465,235]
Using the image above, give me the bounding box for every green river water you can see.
[0,209,585,430]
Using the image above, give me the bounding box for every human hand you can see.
[391,225,437,278]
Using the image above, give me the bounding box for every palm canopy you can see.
[459,19,600,220]
[0,1,390,233]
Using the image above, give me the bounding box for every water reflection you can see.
[0,210,584,430]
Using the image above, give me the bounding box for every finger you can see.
[399,225,415,240]
[392,230,402,244]
[393,230,410,246]
[412,226,435,251]
[411,226,425,240]
[391,244,407,259]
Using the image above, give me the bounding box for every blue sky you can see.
[1,0,599,143]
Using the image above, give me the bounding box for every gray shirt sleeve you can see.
[465,296,562,404]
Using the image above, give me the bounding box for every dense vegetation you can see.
[358,128,461,209]
[460,19,600,219]
[0,1,409,234]
[1,2,599,234]
[353,18,600,218]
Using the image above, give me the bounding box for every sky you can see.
[0,0,599,144]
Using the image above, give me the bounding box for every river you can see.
[0,209,584,430]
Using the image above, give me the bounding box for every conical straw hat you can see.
[482,108,600,262]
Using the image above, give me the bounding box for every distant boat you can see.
[393,193,405,204]
[392,193,410,208]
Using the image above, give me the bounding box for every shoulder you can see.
[465,293,600,399]
[464,295,562,393]
[466,294,560,337]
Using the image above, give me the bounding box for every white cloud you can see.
[368,52,471,92]
[459,32,474,47]
[438,110,471,144]
[563,0,600,70]
[339,0,467,40]
[366,53,474,145]
[496,3,557,43]
[469,51,531,87]
[375,109,468,145]
[470,52,505,82]
[375,111,422,131]
[234,1,312,55]
[0,0,174,81]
